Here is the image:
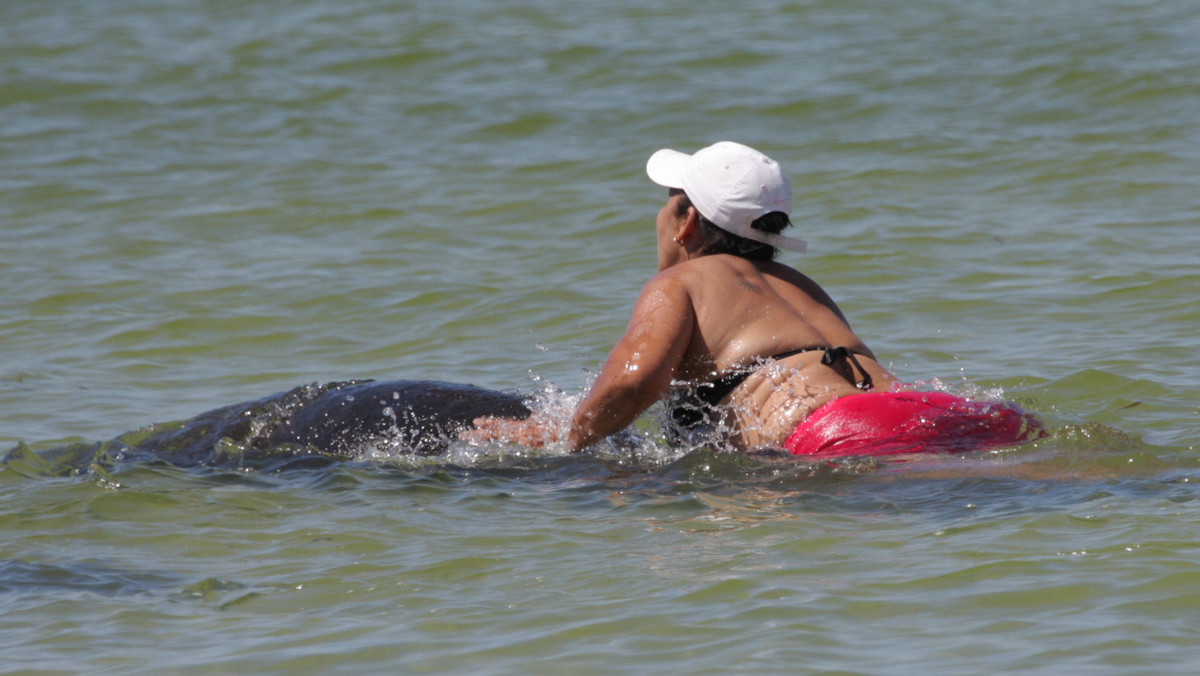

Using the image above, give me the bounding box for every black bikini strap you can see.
[685,348,820,411]
[767,348,816,362]
[821,347,874,391]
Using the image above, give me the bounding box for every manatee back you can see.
[268,380,531,456]
[42,380,531,469]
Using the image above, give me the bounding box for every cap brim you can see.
[645,148,691,189]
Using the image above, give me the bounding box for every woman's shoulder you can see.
[633,267,697,314]
[671,254,760,278]
[645,256,816,304]
[645,258,710,287]
[673,256,813,288]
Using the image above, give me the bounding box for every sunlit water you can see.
[3,0,1200,673]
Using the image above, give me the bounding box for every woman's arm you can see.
[566,273,694,450]
[463,272,694,451]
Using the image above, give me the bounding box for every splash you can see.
[913,376,1007,402]
[437,371,687,469]
[3,368,1166,483]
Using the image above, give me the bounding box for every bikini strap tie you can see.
[821,347,874,391]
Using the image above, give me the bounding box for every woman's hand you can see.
[459,412,564,449]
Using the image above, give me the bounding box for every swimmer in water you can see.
[465,142,1041,457]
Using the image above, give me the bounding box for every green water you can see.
[3,0,1199,673]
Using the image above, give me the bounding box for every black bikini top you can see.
[668,346,874,430]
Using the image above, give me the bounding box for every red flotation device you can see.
[784,391,1044,458]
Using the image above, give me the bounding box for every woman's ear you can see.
[677,205,700,244]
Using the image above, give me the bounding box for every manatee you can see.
[14,380,531,471]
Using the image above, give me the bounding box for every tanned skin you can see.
[464,191,899,452]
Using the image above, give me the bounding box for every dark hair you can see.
[673,193,792,262]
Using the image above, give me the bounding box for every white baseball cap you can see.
[646,141,807,253]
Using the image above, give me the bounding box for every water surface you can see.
[3,0,1199,673]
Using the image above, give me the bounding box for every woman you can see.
[466,142,1041,457]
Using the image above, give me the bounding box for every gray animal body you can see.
[21,380,531,470]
